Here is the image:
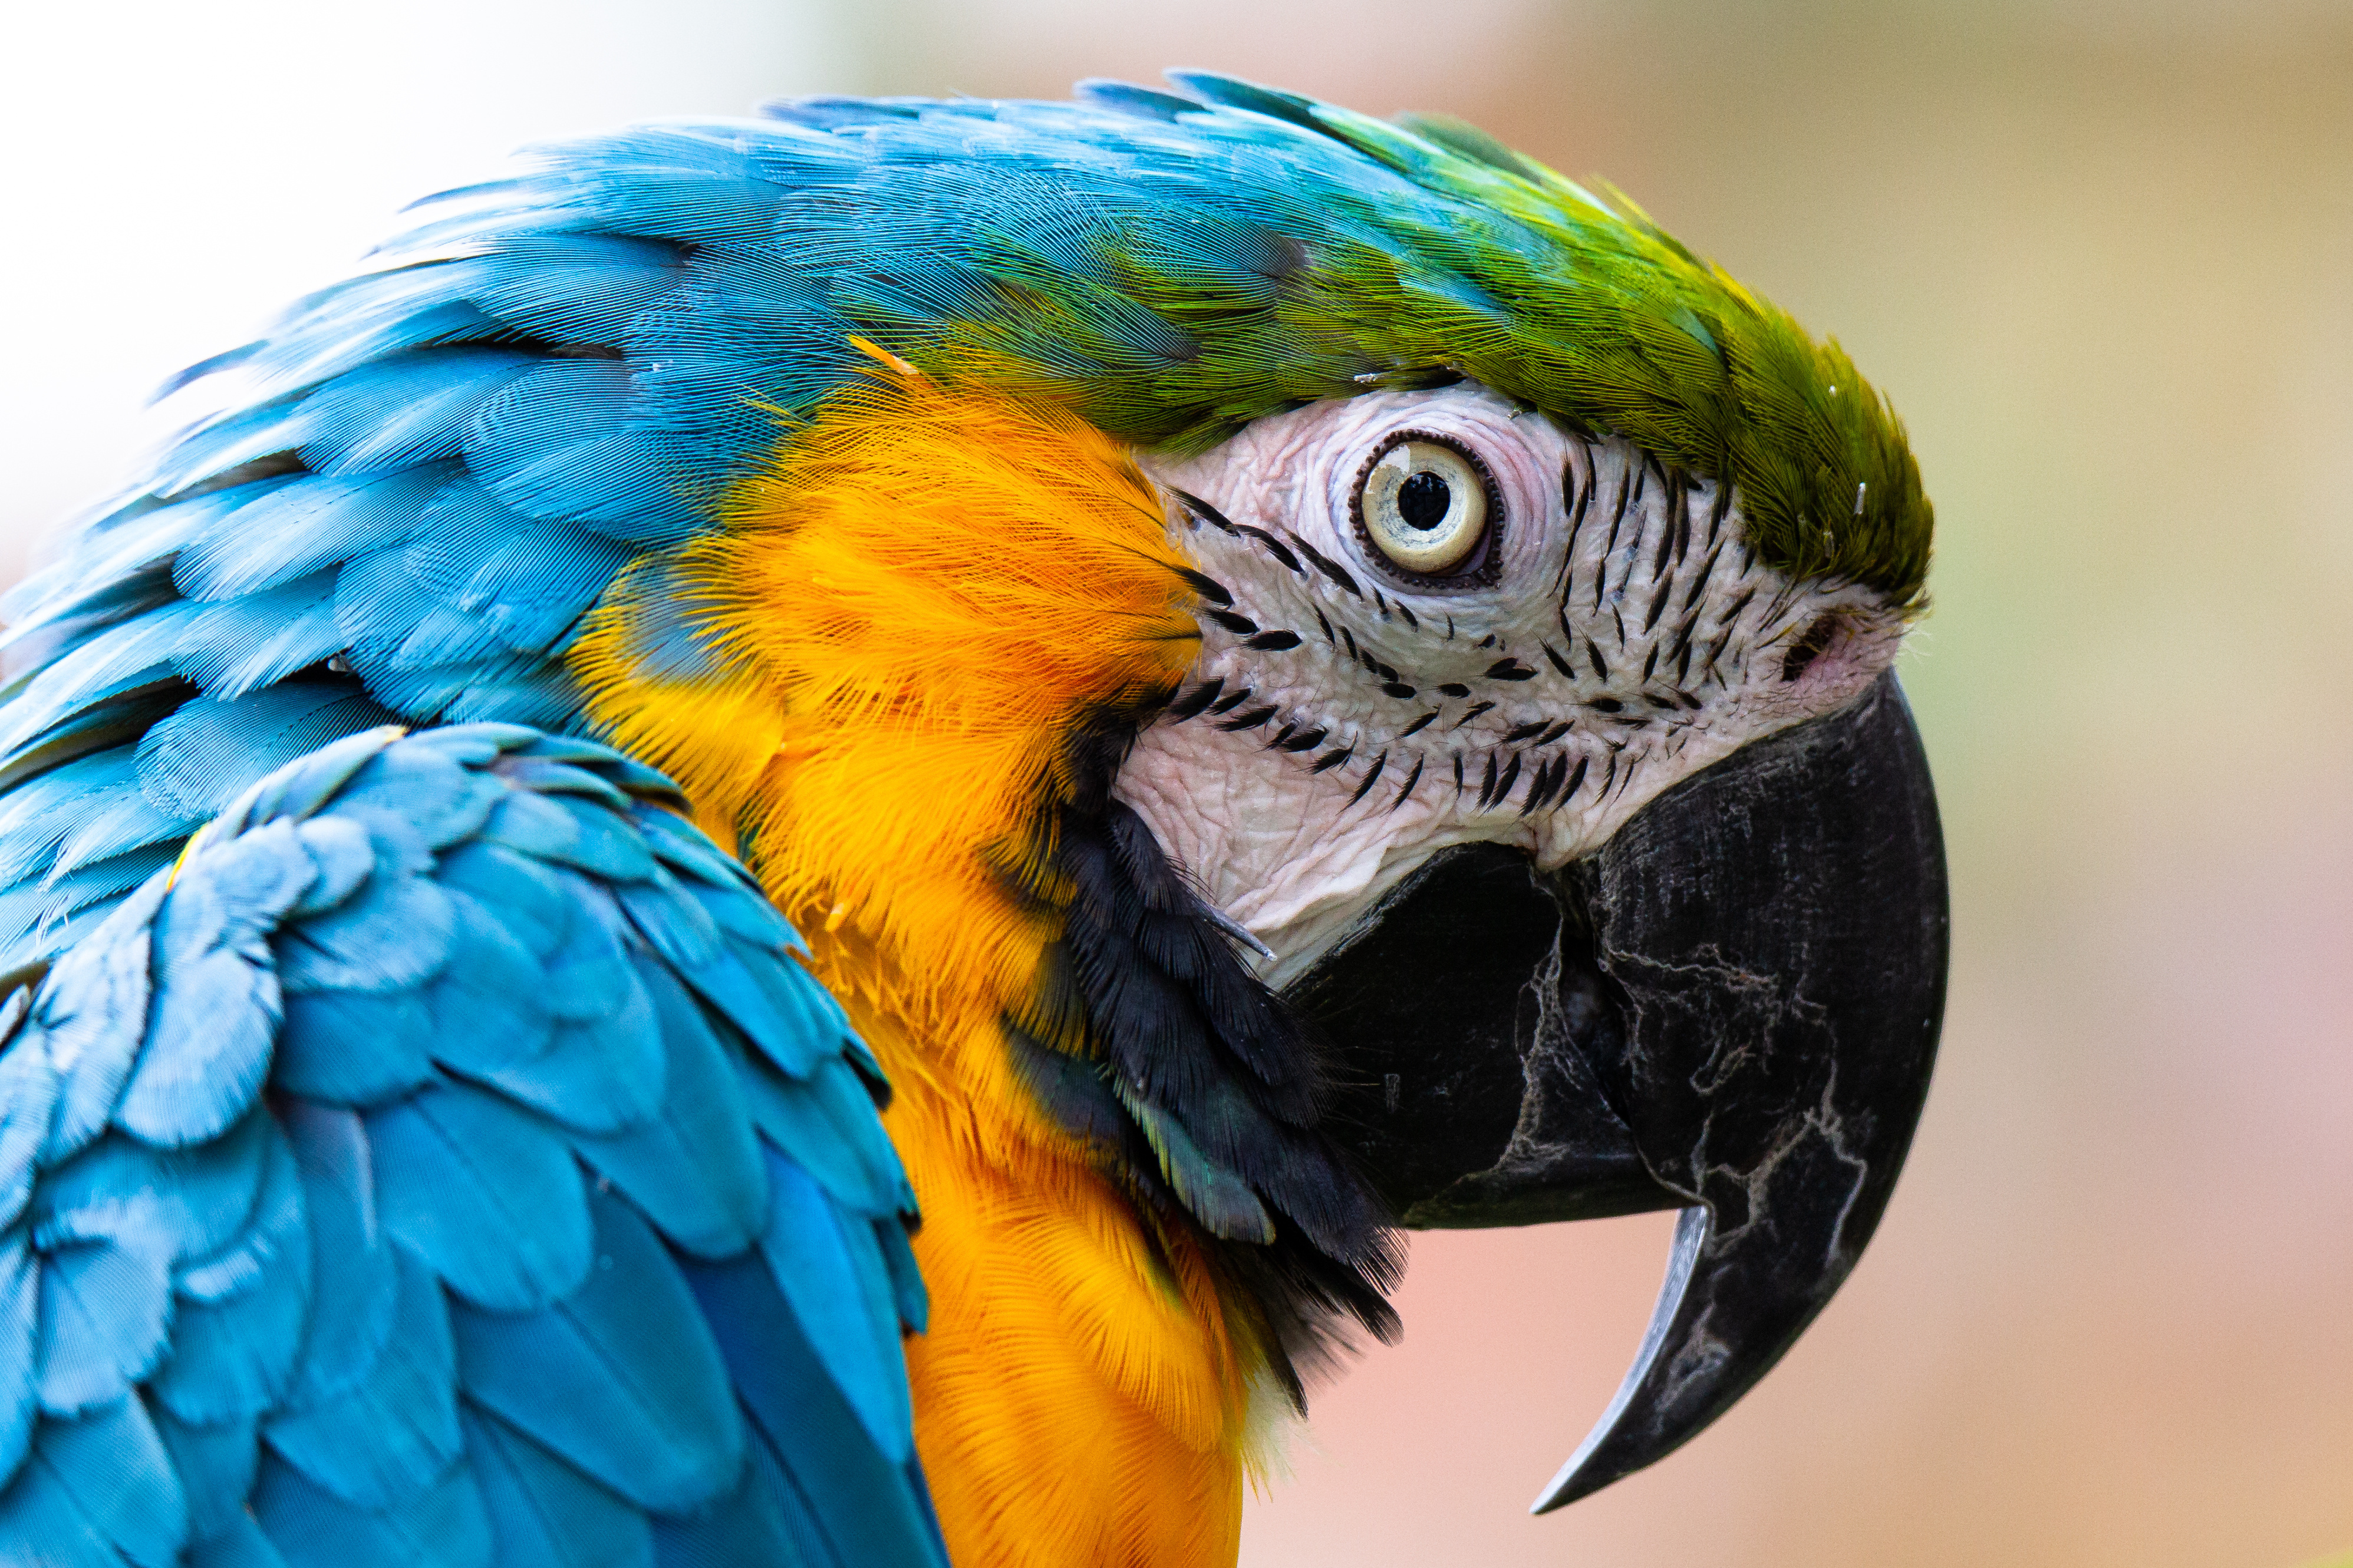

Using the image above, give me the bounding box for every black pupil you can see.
[1396,470,1452,530]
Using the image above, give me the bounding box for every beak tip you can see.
[1527,1461,1600,1516]
[1525,1204,1713,1513]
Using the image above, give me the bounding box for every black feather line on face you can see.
[997,702,1403,1405]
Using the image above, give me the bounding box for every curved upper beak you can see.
[1286,671,1949,1511]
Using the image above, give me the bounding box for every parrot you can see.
[0,71,1946,1568]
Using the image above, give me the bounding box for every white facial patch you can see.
[1113,382,1906,987]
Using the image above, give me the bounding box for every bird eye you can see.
[1352,433,1497,582]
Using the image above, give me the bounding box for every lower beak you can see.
[1286,671,1949,1510]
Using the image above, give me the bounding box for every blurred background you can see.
[5,1,2349,1563]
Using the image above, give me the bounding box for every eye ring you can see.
[1349,430,1504,589]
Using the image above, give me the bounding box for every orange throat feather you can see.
[574,361,1276,1567]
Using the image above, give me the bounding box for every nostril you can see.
[1779,615,1840,682]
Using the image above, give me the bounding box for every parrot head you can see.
[1126,381,1943,1507]
[488,71,1946,1516]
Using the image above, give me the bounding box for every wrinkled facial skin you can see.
[1117,383,1906,982]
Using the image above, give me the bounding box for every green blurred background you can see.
[5,2,2349,1562]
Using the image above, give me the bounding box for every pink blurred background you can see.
[5,2,2351,1563]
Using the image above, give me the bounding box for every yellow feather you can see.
[574,367,1264,1566]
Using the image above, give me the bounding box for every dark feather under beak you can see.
[1287,670,1948,1510]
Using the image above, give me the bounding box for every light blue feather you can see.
[462,361,701,543]
[403,487,630,658]
[298,350,541,477]
[278,1104,401,1409]
[137,684,400,823]
[117,823,312,1145]
[262,1244,461,1511]
[149,1123,311,1425]
[0,1397,189,1568]
[174,467,451,603]
[148,1404,262,1544]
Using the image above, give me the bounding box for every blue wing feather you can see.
[449,1186,741,1515]
[260,1245,460,1511]
[0,728,945,1566]
[460,1405,654,1568]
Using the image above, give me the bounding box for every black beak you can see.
[1286,671,1948,1510]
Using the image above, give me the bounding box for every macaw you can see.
[0,72,1946,1568]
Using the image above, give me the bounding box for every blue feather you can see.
[227,260,515,402]
[404,486,631,658]
[138,684,400,824]
[396,721,541,765]
[450,945,660,1138]
[217,728,402,839]
[278,1104,400,1409]
[612,876,718,970]
[449,1186,740,1514]
[336,547,508,675]
[364,1081,591,1312]
[651,1425,833,1568]
[0,493,238,655]
[461,1406,653,1568]
[0,754,141,886]
[149,1120,311,1424]
[0,1001,54,1233]
[116,823,313,1145]
[174,466,452,603]
[249,1443,490,1568]
[754,1148,912,1463]
[737,1054,909,1220]
[462,361,701,543]
[572,965,765,1259]
[41,773,190,886]
[274,989,439,1107]
[0,1397,189,1568]
[872,1214,928,1336]
[479,789,660,883]
[429,841,572,959]
[272,841,456,995]
[0,603,200,761]
[187,1510,293,1568]
[0,1236,38,1475]
[513,737,681,803]
[35,1114,273,1288]
[678,1250,944,1568]
[417,891,553,1071]
[729,943,856,1081]
[298,350,540,477]
[285,816,377,917]
[628,809,755,894]
[494,757,631,811]
[352,659,582,729]
[0,846,179,975]
[462,235,684,345]
[262,1243,460,1511]
[32,873,167,1163]
[144,397,313,498]
[332,743,506,852]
